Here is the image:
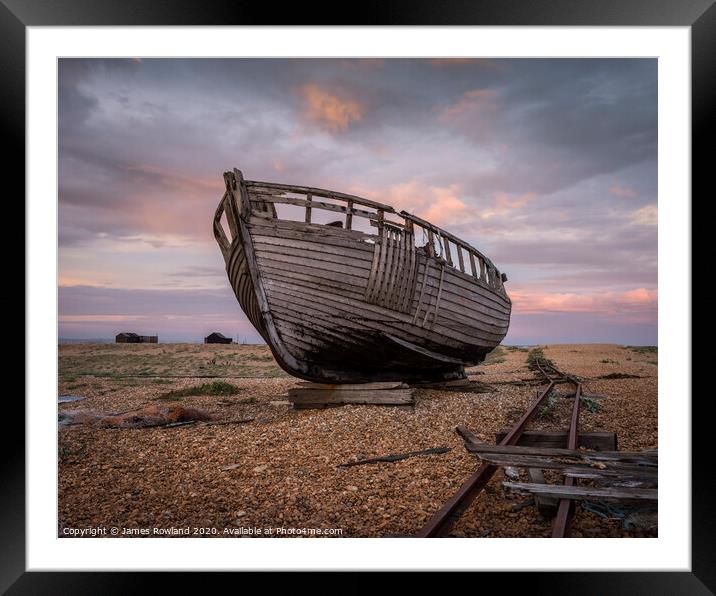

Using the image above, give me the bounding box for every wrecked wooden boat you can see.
[213,169,511,384]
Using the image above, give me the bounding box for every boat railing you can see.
[241,177,506,291]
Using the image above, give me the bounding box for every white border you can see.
[28,26,690,571]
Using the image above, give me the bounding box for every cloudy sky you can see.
[58,58,657,344]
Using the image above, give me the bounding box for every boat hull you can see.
[215,171,511,384]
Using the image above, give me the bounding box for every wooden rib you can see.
[443,236,453,267]
[457,246,466,273]
[469,252,478,279]
[395,231,413,313]
[427,229,436,257]
[365,236,383,301]
[412,256,430,324]
[305,192,312,223]
[402,231,418,312]
[430,264,446,328]
[383,230,399,309]
[370,222,390,303]
[345,199,353,230]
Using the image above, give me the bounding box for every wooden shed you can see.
[116,333,158,343]
[116,332,140,343]
[204,332,233,344]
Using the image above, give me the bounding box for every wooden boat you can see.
[213,169,511,384]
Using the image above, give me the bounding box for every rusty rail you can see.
[539,360,582,538]
[416,357,582,538]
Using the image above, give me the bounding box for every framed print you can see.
[9,0,709,591]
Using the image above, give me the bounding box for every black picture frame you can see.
[8,0,707,591]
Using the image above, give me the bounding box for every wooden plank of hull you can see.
[260,272,508,347]
[259,253,512,330]
[263,281,505,350]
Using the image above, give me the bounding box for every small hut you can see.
[204,332,233,344]
[116,333,158,343]
[116,332,140,343]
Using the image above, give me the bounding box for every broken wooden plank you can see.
[338,447,451,468]
[202,418,254,427]
[503,481,658,502]
[494,430,617,451]
[472,452,657,476]
[464,443,657,465]
[161,420,197,429]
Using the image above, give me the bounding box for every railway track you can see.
[416,357,582,538]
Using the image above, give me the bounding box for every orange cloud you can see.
[124,164,220,195]
[352,180,469,227]
[300,84,364,132]
[609,185,638,198]
[479,192,537,219]
[439,89,498,121]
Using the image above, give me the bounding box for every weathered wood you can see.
[469,251,478,279]
[527,468,559,517]
[338,447,451,467]
[345,199,353,230]
[246,179,397,213]
[295,381,407,390]
[304,192,312,223]
[494,430,617,451]
[472,452,657,476]
[465,442,657,465]
[401,210,497,272]
[503,482,658,502]
[254,194,382,221]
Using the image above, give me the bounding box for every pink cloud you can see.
[299,84,364,132]
[352,180,469,227]
[609,185,639,198]
[509,287,657,322]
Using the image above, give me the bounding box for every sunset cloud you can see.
[509,287,657,318]
[353,180,469,227]
[300,84,364,132]
[609,185,639,198]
